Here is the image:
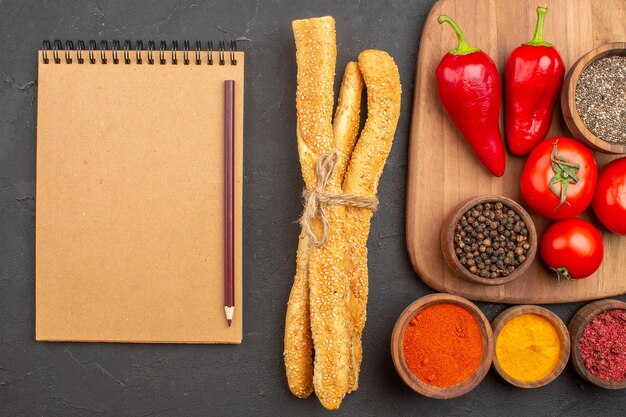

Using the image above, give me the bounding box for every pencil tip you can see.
[224,306,235,326]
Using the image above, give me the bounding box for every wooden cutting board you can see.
[406,0,626,303]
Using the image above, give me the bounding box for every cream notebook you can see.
[35,40,243,343]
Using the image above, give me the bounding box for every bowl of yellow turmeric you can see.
[491,305,570,388]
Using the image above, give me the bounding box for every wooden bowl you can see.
[441,195,537,286]
[561,42,626,154]
[568,299,626,389]
[391,293,494,399]
[492,305,570,388]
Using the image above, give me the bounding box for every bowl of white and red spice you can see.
[569,299,626,389]
[562,42,626,154]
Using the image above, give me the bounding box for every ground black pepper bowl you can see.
[441,195,537,286]
[562,42,626,154]
[568,299,626,389]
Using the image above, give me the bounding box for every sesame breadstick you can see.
[284,229,314,398]
[333,62,364,183]
[284,62,363,401]
[307,196,349,409]
[342,50,401,393]
[284,16,336,399]
[292,17,336,189]
[306,64,363,410]
[309,62,363,409]
[332,62,365,392]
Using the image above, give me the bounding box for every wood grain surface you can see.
[406,0,626,303]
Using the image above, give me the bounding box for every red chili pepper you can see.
[505,6,564,156]
[436,16,506,177]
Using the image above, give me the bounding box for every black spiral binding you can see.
[42,39,238,65]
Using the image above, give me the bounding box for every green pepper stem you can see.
[526,6,553,47]
[438,15,480,55]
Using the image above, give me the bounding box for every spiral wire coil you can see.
[42,39,238,65]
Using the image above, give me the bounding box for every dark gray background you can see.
[1,0,624,415]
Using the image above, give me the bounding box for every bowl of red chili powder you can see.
[569,299,626,389]
[391,293,494,398]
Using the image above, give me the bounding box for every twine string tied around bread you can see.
[300,152,379,247]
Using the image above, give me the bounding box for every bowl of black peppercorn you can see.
[441,195,537,286]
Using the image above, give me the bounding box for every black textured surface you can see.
[1,0,625,416]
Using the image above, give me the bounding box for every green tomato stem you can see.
[438,15,480,55]
[549,140,580,211]
[551,267,572,287]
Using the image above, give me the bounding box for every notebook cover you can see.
[35,50,243,343]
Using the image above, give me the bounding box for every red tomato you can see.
[520,137,597,219]
[592,157,626,235]
[541,218,604,282]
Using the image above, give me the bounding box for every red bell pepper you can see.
[505,6,564,156]
[436,16,506,177]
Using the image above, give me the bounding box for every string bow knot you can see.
[300,152,378,247]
